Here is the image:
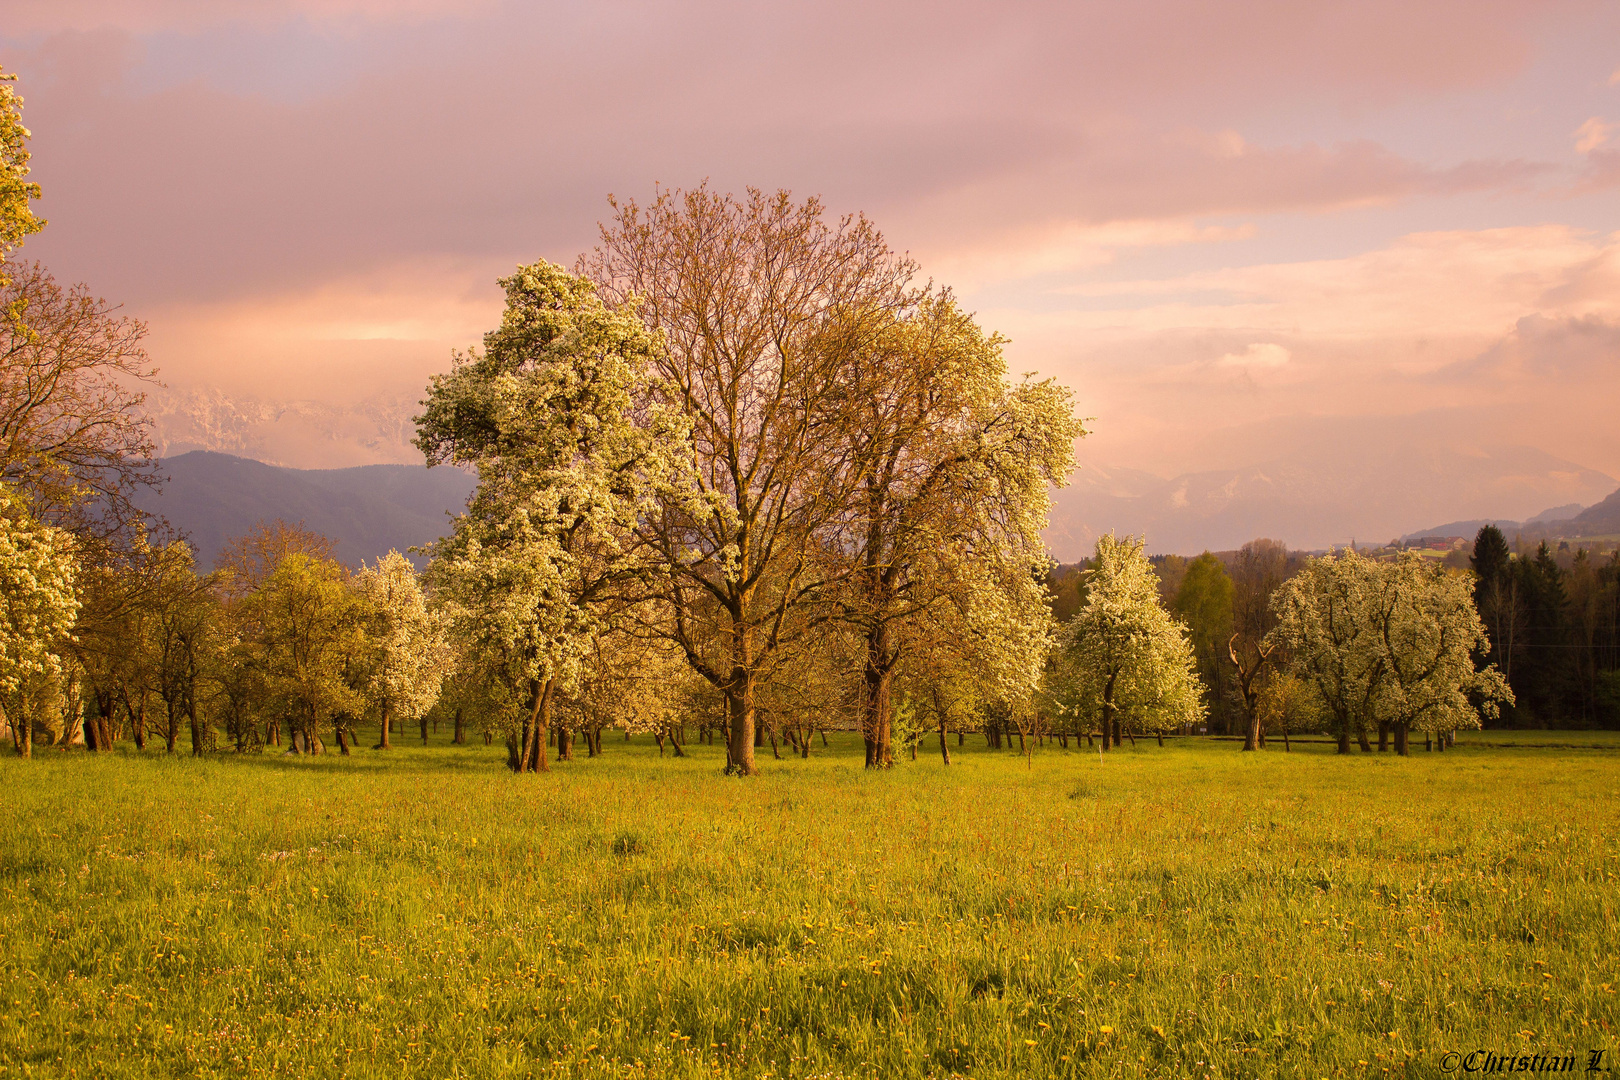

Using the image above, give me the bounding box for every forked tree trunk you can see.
[516,678,553,773]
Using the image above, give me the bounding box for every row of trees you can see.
[0,63,1521,764]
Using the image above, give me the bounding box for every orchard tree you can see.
[1054,533,1203,749]
[820,292,1081,767]
[584,186,913,775]
[417,260,690,773]
[0,484,78,757]
[353,550,452,748]
[244,552,365,754]
[1267,551,1385,754]
[144,541,220,755]
[1268,550,1511,755]
[1371,553,1512,753]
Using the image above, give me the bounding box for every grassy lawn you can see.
[1,733,1616,1078]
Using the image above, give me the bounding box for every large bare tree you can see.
[0,262,157,537]
[584,187,912,775]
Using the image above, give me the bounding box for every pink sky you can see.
[4,1,1618,531]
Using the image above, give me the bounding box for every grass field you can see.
[2,732,1616,1078]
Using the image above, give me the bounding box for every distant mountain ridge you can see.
[1045,440,1617,558]
[1406,489,1620,542]
[136,451,475,569]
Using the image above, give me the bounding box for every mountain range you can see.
[1404,487,1620,544]
[135,451,475,569]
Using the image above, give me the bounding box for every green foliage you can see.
[1,735,1615,1077]
[1172,551,1234,722]
[240,552,366,748]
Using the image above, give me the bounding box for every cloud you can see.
[1575,116,1614,153]
[1218,343,1291,369]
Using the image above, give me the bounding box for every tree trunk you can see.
[861,623,896,769]
[1156,731,1164,747]
[518,678,553,773]
[1394,723,1408,756]
[125,689,147,751]
[933,688,951,766]
[1282,728,1291,752]
[1243,709,1259,752]
[724,669,758,776]
[1377,721,1389,752]
[187,691,203,756]
[378,703,392,750]
[420,714,429,745]
[453,708,465,745]
[1337,717,1352,755]
[336,726,351,755]
[770,729,782,760]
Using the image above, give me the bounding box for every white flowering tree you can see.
[1270,550,1511,755]
[417,261,690,773]
[0,484,79,758]
[1373,555,1512,750]
[353,550,452,749]
[1052,533,1203,749]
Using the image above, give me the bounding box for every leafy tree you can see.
[1470,525,1519,696]
[584,186,912,775]
[1513,541,1572,725]
[822,291,1080,767]
[0,67,44,290]
[1171,552,1234,735]
[418,261,688,772]
[1052,533,1203,749]
[1252,669,1323,751]
[352,550,451,749]
[0,484,78,757]
[243,553,365,754]
[144,542,221,755]
[1226,539,1297,747]
[1269,551,1387,754]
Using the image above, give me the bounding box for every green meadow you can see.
[1,734,1616,1079]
